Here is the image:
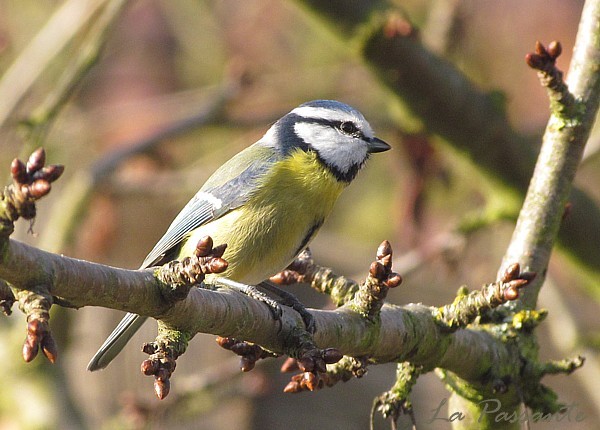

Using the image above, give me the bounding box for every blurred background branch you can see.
[0,0,109,133]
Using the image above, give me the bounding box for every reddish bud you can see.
[216,336,237,350]
[154,378,170,400]
[302,372,319,391]
[535,40,547,56]
[27,319,45,336]
[211,244,227,258]
[207,258,228,274]
[240,357,255,372]
[270,270,300,285]
[26,148,45,174]
[269,272,286,285]
[283,380,301,393]
[376,240,392,260]
[323,348,343,364]
[23,338,38,362]
[280,357,299,373]
[41,334,58,363]
[35,165,64,182]
[369,261,385,279]
[504,287,519,301]
[141,359,159,375]
[501,263,520,283]
[194,236,213,257]
[548,41,562,58]
[11,158,28,184]
[525,53,545,70]
[506,279,528,290]
[385,273,403,288]
[29,180,51,199]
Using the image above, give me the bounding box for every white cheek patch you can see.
[293,122,368,174]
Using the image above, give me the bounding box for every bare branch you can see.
[501,10,600,306]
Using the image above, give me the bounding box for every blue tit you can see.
[87,99,390,371]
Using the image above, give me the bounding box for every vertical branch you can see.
[499,0,600,308]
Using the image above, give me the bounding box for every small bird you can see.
[88,100,390,371]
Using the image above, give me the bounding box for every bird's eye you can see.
[339,121,359,136]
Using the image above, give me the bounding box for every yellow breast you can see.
[182,150,346,285]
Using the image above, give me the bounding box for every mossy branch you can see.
[500,1,600,307]
[1,228,542,401]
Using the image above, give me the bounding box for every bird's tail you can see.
[87,313,147,371]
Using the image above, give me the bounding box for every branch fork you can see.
[155,235,228,302]
[434,263,536,330]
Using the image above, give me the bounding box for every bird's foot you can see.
[212,278,283,321]
[258,281,315,333]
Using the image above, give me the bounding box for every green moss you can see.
[511,309,548,331]
[156,322,193,357]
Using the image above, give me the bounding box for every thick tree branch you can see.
[0,236,523,383]
[0,239,163,314]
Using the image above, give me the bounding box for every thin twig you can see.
[539,277,600,417]
[0,0,109,131]
[24,0,132,145]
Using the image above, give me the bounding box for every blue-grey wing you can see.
[139,143,279,269]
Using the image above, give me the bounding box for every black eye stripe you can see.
[297,117,365,139]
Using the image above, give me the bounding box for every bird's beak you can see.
[367,137,391,153]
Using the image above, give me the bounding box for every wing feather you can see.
[139,143,279,269]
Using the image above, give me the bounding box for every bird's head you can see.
[264,100,391,182]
